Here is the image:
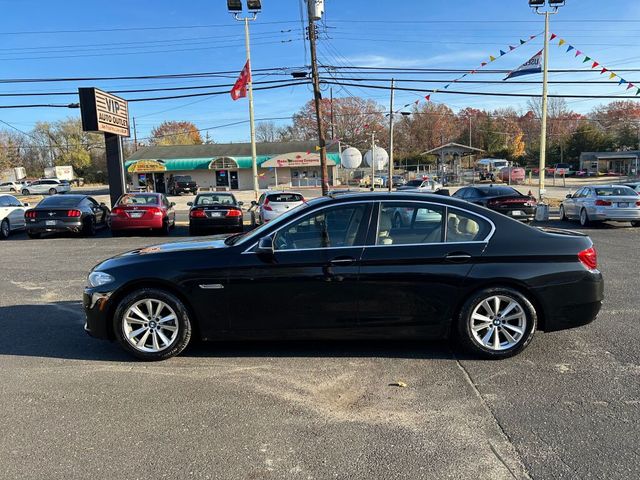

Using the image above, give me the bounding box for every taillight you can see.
[263,199,273,211]
[25,210,36,218]
[148,207,163,216]
[112,207,125,216]
[226,209,242,217]
[67,209,81,217]
[578,246,598,271]
[636,201,640,206]
[595,199,611,206]
[190,209,206,218]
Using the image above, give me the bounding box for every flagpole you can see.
[244,17,259,201]
[538,11,550,202]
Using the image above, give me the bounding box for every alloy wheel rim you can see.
[122,299,179,353]
[1,221,8,236]
[470,295,527,351]
[581,210,587,224]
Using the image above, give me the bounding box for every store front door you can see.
[215,169,230,187]
[230,171,239,190]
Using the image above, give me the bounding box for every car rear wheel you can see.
[457,287,537,359]
[0,219,9,239]
[559,205,567,221]
[579,208,590,227]
[631,221,640,227]
[113,289,192,360]
[82,217,96,236]
[9,188,16,193]
[48,188,57,195]
[22,189,30,195]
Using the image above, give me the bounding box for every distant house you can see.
[580,151,639,175]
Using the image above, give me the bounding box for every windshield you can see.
[225,199,317,246]
[406,180,423,187]
[195,194,236,205]
[117,194,159,205]
[595,187,637,196]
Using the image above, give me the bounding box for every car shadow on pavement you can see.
[0,301,460,362]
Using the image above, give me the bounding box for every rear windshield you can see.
[195,194,236,205]
[478,186,520,196]
[595,187,637,196]
[267,193,303,203]
[38,196,81,207]
[406,180,423,187]
[117,194,159,205]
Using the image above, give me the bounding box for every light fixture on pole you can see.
[529,0,566,203]
[227,0,262,201]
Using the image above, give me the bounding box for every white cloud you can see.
[341,50,488,68]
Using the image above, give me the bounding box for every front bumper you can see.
[83,288,114,340]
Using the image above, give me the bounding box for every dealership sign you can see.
[127,160,167,173]
[262,152,336,168]
[78,88,130,137]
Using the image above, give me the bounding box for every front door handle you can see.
[445,253,472,263]
[330,257,355,265]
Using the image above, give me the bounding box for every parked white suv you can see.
[251,191,305,226]
[21,179,71,195]
[0,181,27,193]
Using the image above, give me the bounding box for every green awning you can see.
[125,154,340,171]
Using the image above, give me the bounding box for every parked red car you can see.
[109,193,176,235]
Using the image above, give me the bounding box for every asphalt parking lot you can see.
[0,221,638,479]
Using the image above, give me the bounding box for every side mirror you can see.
[256,236,274,259]
[237,201,244,206]
[251,200,257,206]
[170,202,176,207]
[186,201,193,206]
[566,194,572,199]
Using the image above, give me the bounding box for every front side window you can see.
[274,204,367,251]
[378,203,444,246]
[446,209,491,243]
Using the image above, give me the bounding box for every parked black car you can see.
[452,185,537,222]
[26,194,109,238]
[84,192,603,361]
[168,175,198,195]
[187,193,244,235]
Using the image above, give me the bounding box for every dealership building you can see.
[125,142,342,192]
[579,150,640,176]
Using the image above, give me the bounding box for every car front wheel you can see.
[113,289,192,361]
[0,219,9,239]
[48,188,57,195]
[559,205,566,221]
[22,189,30,195]
[457,287,537,359]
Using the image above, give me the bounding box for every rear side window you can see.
[117,194,159,205]
[446,209,491,243]
[378,202,444,245]
[0,197,9,207]
[268,193,303,203]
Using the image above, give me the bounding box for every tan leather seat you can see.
[378,211,394,245]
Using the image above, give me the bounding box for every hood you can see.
[127,236,229,256]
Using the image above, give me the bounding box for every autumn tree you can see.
[150,121,203,146]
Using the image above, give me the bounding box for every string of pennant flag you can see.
[552,33,640,96]
[393,32,542,114]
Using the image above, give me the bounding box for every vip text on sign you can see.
[78,88,130,137]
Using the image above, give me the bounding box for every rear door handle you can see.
[445,253,472,263]
[330,257,355,265]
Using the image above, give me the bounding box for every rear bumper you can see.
[26,219,83,232]
[589,208,640,221]
[110,217,164,230]
[190,217,243,230]
[490,206,536,221]
[533,270,604,332]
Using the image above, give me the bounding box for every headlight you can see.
[88,271,115,288]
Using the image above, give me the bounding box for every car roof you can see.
[40,194,88,200]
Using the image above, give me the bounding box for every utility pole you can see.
[388,78,395,192]
[330,87,334,141]
[133,117,138,151]
[306,0,329,195]
[370,131,376,191]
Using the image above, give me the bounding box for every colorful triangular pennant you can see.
[610,72,617,79]
[499,50,506,56]
[627,83,635,90]
[600,68,608,75]
[592,62,599,69]
[425,95,431,101]
[558,39,566,46]
[575,50,582,57]
[582,56,591,63]
[520,39,526,45]
[550,33,557,41]
[509,45,516,51]
[619,78,627,85]
[566,45,574,52]
[489,56,496,62]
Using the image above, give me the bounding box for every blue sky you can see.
[2,0,640,142]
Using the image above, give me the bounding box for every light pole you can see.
[227,0,261,200]
[529,0,566,201]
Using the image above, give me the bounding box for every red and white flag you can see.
[230,60,251,100]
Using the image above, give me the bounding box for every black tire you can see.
[456,287,537,359]
[82,217,96,236]
[112,288,192,361]
[559,205,567,221]
[9,188,16,193]
[189,226,200,236]
[22,189,30,195]
[579,208,590,227]
[48,188,57,195]
[27,231,41,239]
[632,221,640,228]
[159,219,171,236]
[0,219,9,239]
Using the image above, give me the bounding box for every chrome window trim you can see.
[242,198,495,254]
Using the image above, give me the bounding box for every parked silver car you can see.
[21,179,71,195]
[560,185,640,227]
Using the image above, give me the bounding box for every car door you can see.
[7,196,26,229]
[226,201,373,336]
[357,201,492,338]
[564,188,581,218]
[84,197,105,225]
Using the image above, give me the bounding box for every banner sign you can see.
[504,51,543,80]
[79,88,130,137]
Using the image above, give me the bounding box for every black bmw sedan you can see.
[452,185,537,222]
[26,194,109,238]
[187,192,244,235]
[83,192,603,361]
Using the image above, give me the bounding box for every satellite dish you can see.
[364,146,389,170]
[340,147,362,169]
